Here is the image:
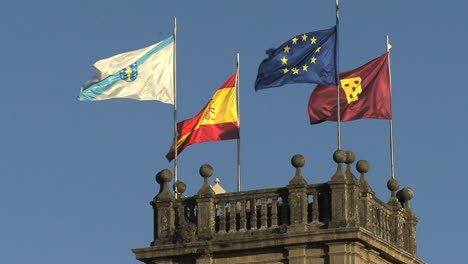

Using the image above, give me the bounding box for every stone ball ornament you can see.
[175,180,187,194]
[291,154,305,168]
[199,164,214,178]
[356,160,370,173]
[387,178,400,192]
[333,150,347,163]
[400,187,415,201]
[345,151,355,164]
[156,169,173,184]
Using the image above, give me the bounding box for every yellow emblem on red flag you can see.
[340,77,363,104]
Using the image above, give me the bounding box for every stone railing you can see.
[149,150,419,255]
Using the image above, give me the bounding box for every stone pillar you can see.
[286,245,307,264]
[287,154,308,232]
[356,160,375,230]
[344,151,359,227]
[195,164,216,240]
[328,150,348,228]
[399,187,418,255]
[328,150,361,228]
[151,169,175,245]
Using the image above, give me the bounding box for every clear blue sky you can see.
[1,1,466,263]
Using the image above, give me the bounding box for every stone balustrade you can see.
[149,150,419,256]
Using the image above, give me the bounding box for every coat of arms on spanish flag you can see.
[166,73,239,161]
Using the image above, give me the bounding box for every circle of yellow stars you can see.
[280,33,321,75]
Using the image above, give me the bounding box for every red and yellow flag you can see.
[166,73,239,161]
[308,52,392,124]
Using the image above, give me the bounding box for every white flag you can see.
[79,35,174,104]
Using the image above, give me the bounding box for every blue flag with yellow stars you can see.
[255,26,337,91]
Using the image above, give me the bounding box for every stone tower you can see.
[132,151,425,264]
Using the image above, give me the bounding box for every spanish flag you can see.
[166,73,239,161]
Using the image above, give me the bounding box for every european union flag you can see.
[255,26,337,91]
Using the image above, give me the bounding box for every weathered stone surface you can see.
[134,152,426,264]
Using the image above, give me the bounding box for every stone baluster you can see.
[271,196,278,228]
[229,200,237,232]
[195,164,216,240]
[250,199,257,230]
[151,169,175,245]
[311,188,319,223]
[287,154,309,232]
[240,200,247,231]
[260,198,268,229]
[218,202,226,233]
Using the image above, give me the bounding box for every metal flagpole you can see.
[335,0,342,150]
[236,53,241,192]
[386,35,396,179]
[173,17,179,194]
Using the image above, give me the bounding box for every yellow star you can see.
[283,68,290,74]
[281,56,288,65]
[310,57,317,63]
[292,37,298,44]
[292,68,299,74]
[302,34,308,41]
[310,36,317,44]
[302,65,309,71]
[315,46,322,52]
[284,45,291,53]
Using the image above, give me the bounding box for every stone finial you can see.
[356,160,370,174]
[331,150,346,182]
[198,164,215,196]
[289,154,308,185]
[387,178,400,205]
[291,154,305,168]
[345,150,355,164]
[356,160,374,194]
[397,187,415,210]
[155,169,174,200]
[333,150,347,163]
[174,180,187,196]
[345,151,358,183]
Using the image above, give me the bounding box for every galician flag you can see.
[79,36,174,104]
[166,73,239,161]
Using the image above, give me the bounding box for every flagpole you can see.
[236,53,241,192]
[173,17,179,195]
[335,0,342,150]
[387,35,395,179]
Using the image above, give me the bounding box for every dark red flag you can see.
[308,53,392,124]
